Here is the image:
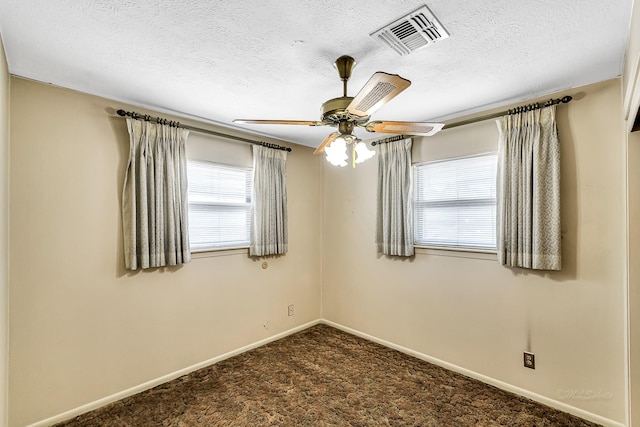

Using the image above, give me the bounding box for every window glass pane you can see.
[414,204,496,249]
[413,153,497,250]
[187,160,252,251]
[188,161,251,204]
[414,155,496,201]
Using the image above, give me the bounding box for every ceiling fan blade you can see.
[233,119,324,126]
[365,121,445,136]
[346,72,411,118]
[313,132,340,155]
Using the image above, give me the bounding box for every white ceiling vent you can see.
[371,5,449,56]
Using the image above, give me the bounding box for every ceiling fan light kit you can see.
[233,54,444,168]
[324,134,376,168]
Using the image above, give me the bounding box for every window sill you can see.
[414,245,497,261]
[191,247,249,259]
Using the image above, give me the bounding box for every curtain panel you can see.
[250,145,288,256]
[122,118,191,270]
[376,138,414,257]
[496,105,561,270]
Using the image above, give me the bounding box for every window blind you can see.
[413,153,497,250]
[187,160,252,251]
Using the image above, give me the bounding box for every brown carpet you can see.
[55,324,600,426]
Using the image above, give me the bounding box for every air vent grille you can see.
[371,5,449,56]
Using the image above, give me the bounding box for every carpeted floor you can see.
[55,324,600,426]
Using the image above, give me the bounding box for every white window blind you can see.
[413,153,497,251]
[187,160,252,251]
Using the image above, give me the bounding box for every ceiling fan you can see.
[234,55,444,160]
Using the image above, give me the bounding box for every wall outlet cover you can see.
[524,351,535,369]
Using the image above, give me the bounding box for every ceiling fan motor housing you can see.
[321,96,369,127]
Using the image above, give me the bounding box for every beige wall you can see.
[628,129,640,427]
[322,79,627,424]
[1,34,10,427]
[626,2,640,424]
[8,78,323,426]
[623,0,640,122]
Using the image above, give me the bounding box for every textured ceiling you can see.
[0,0,633,147]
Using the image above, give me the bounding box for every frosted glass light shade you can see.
[354,141,375,164]
[325,137,348,167]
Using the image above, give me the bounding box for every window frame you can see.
[412,152,498,254]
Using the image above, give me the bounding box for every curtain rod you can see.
[441,95,573,130]
[370,134,410,146]
[116,109,292,152]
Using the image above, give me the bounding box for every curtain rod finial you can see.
[560,96,572,103]
[116,109,127,117]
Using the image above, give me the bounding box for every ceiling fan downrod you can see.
[334,55,356,97]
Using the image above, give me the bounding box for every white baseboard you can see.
[29,318,624,427]
[321,319,625,427]
[28,320,321,427]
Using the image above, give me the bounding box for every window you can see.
[413,153,497,251]
[187,160,252,251]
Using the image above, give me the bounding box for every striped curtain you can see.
[496,105,561,270]
[122,118,191,270]
[376,138,414,257]
[250,145,288,256]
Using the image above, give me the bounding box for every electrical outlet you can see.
[288,304,294,316]
[524,351,535,369]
